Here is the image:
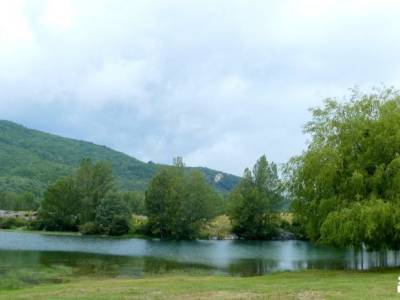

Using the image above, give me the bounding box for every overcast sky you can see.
[0,0,399,175]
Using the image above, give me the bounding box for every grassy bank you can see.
[1,268,399,299]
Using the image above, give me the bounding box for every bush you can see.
[288,219,308,240]
[109,216,130,236]
[79,222,98,235]
[28,218,42,230]
[201,215,232,240]
[0,217,28,229]
[279,219,291,231]
[95,193,130,236]
[123,192,145,215]
[130,215,148,234]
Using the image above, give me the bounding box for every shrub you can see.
[95,193,130,236]
[201,215,232,240]
[0,217,28,229]
[130,215,148,234]
[79,222,98,235]
[109,216,130,236]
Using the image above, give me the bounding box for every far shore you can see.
[0,228,299,242]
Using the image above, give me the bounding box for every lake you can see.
[0,231,399,277]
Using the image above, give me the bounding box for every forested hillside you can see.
[0,120,240,195]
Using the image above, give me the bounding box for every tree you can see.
[320,199,400,250]
[229,155,284,239]
[95,192,130,236]
[145,168,183,238]
[287,88,400,249]
[38,177,81,231]
[179,171,219,239]
[18,192,40,211]
[0,192,16,210]
[173,156,185,168]
[0,192,40,211]
[75,159,114,224]
[145,159,217,239]
[38,159,120,235]
[122,191,145,215]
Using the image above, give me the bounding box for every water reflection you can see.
[0,231,399,276]
[344,250,400,270]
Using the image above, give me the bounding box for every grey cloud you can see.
[1,0,400,175]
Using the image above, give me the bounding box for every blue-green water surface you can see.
[0,231,398,277]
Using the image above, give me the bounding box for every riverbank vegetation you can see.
[2,88,400,248]
[145,158,220,239]
[286,88,400,250]
[35,159,130,236]
[0,266,399,300]
[228,155,284,239]
[0,192,40,211]
[18,150,287,239]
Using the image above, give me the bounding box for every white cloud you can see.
[1,0,400,175]
[77,58,160,112]
[41,0,74,32]
[219,75,249,99]
[0,0,33,45]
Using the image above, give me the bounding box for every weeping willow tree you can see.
[286,88,400,250]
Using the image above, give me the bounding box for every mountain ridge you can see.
[0,120,240,195]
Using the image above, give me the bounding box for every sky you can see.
[1,0,400,175]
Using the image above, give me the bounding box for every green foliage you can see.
[109,216,130,236]
[287,88,400,248]
[78,222,98,235]
[228,155,284,240]
[130,215,148,235]
[38,177,81,231]
[320,199,400,250]
[38,159,117,234]
[180,171,220,238]
[75,159,114,224]
[0,120,240,199]
[188,166,240,194]
[122,191,145,215]
[0,192,40,211]
[145,163,218,239]
[201,215,232,240]
[0,217,29,229]
[95,192,130,236]
[145,168,180,238]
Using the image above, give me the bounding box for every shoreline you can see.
[0,227,298,242]
[0,228,150,239]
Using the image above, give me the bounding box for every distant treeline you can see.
[0,192,40,211]
[26,154,286,239]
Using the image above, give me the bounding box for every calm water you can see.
[0,231,399,277]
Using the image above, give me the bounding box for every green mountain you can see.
[0,120,240,195]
